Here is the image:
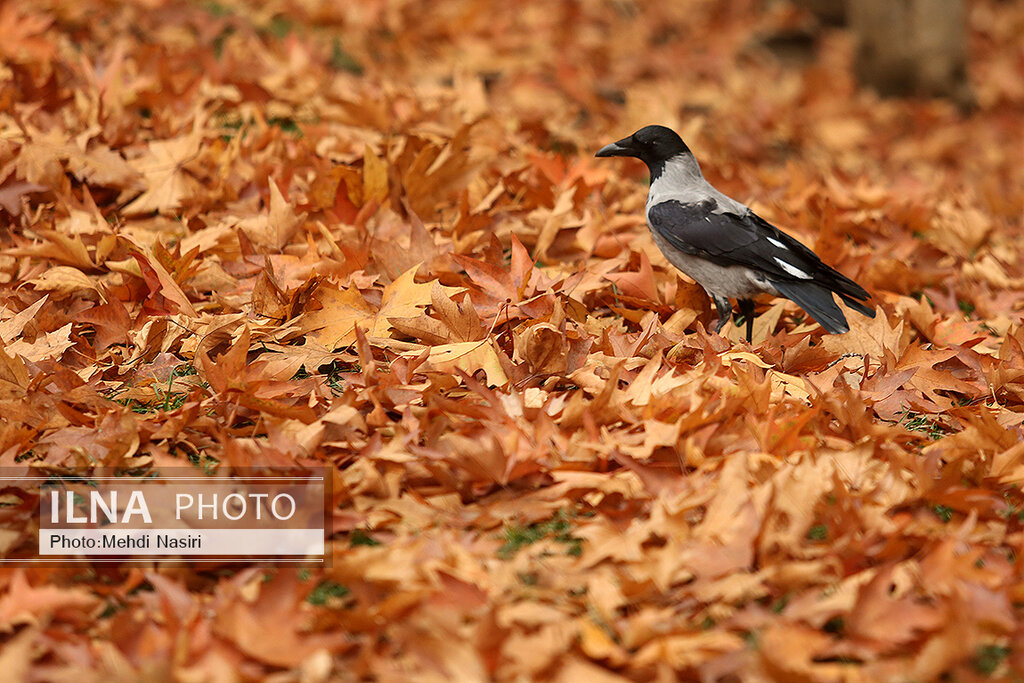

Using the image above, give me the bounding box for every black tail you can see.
[771,279,852,334]
[746,213,876,323]
[836,291,875,318]
[814,262,874,315]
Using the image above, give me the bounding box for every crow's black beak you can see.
[595,138,635,158]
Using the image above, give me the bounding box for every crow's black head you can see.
[595,125,691,165]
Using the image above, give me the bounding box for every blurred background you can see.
[6,0,1019,324]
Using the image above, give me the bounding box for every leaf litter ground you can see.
[1,0,1024,680]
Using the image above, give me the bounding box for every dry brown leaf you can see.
[0,571,100,632]
[28,265,105,300]
[300,285,374,348]
[122,129,203,215]
[402,339,509,386]
[3,322,73,362]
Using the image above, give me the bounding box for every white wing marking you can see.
[774,257,810,279]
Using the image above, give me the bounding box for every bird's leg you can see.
[737,298,755,343]
[711,293,732,334]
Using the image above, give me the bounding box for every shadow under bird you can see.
[596,125,875,342]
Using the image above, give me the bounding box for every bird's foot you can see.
[711,294,733,335]
[737,299,755,343]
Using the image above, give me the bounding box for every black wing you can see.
[648,199,873,315]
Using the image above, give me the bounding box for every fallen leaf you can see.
[403,339,509,386]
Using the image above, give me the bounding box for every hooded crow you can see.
[596,125,875,342]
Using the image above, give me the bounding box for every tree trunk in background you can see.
[847,0,971,104]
